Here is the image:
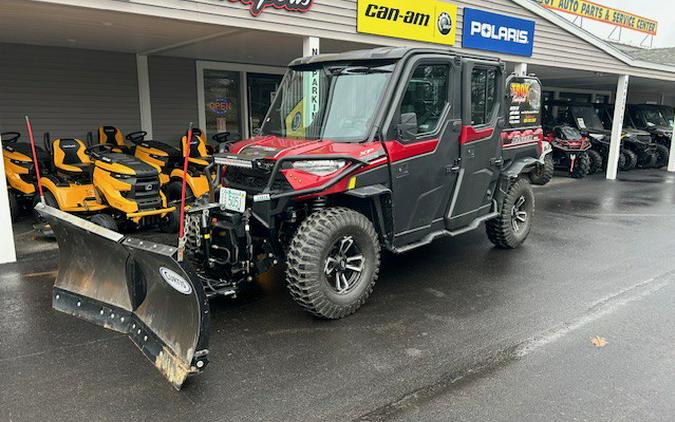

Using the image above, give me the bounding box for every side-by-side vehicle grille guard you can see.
[261,154,370,200]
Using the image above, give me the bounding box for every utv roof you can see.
[289,47,501,67]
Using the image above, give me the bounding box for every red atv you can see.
[39,47,547,389]
[530,125,593,184]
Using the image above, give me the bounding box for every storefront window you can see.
[204,69,242,141]
[248,73,283,134]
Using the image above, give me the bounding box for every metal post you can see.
[0,132,17,264]
[606,75,630,180]
[136,54,153,139]
[668,128,675,172]
[514,63,528,77]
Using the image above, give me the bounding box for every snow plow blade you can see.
[35,203,210,390]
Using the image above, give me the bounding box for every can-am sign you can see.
[228,0,313,17]
[462,8,535,57]
[357,0,458,46]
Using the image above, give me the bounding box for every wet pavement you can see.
[2,170,675,421]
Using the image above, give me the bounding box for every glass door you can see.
[247,73,283,135]
[203,69,243,141]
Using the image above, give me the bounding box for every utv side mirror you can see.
[398,112,418,141]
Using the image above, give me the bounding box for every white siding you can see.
[148,56,199,144]
[0,43,141,140]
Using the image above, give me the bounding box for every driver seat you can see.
[53,138,91,175]
[98,126,130,153]
[180,128,211,166]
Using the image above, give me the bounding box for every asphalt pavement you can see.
[2,169,675,422]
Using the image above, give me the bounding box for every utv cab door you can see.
[383,55,461,248]
[445,60,504,230]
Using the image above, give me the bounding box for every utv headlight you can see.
[112,172,132,180]
[291,160,347,176]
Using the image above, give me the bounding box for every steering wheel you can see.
[85,143,116,159]
[212,132,231,143]
[126,131,148,144]
[1,132,21,144]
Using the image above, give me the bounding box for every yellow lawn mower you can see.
[36,133,178,232]
[2,131,50,221]
[125,127,222,203]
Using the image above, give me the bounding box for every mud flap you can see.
[35,203,210,390]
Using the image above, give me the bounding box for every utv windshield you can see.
[631,107,668,128]
[571,106,605,131]
[659,107,674,127]
[259,63,394,142]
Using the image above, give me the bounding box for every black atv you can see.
[627,104,672,168]
[594,103,659,169]
[544,101,634,172]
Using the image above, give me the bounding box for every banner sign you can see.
[536,0,657,36]
[462,8,535,57]
[357,0,458,46]
[228,0,314,17]
[507,77,542,128]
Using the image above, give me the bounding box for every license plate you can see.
[219,187,247,213]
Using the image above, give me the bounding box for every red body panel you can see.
[459,126,494,145]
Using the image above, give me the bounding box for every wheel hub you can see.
[323,236,365,294]
[511,195,528,233]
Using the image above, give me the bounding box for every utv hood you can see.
[228,136,385,161]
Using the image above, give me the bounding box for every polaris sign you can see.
[462,8,535,57]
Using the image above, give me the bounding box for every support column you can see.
[668,128,675,172]
[606,74,630,180]
[136,54,153,139]
[303,36,320,57]
[0,133,17,264]
[514,63,528,77]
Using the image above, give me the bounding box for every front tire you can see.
[529,154,554,186]
[587,149,603,174]
[160,208,180,233]
[286,207,381,320]
[621,149,637,171]
[165,180,194,205]
[654,144,669,169]
[9,191,20,222]
[90,214,118,231]
[570,153,591,179]
[486,178,535,249]
[32,191,58,223]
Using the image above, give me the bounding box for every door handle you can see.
[490,157,504,167]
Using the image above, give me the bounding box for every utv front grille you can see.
[225,167,292,193]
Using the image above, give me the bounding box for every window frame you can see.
[461,60,504,130]
[384,56,456,144]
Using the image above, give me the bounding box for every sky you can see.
[548,0,675,48]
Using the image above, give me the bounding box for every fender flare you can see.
[344,184,393,247]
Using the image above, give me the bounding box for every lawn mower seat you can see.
[181,128,211,166]
[53,138,91,174]
[98,126,129,153]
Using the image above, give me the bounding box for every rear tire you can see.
[654,144,669,169]
[621,149,637,171]
[586,149,603,174]
[9,191,20,223]
[286,207,381,320]
[570,153,591,179]
[486,177,535,249]
[529,154,554,186]
[90,214,118,232]
[165,180,194,205]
